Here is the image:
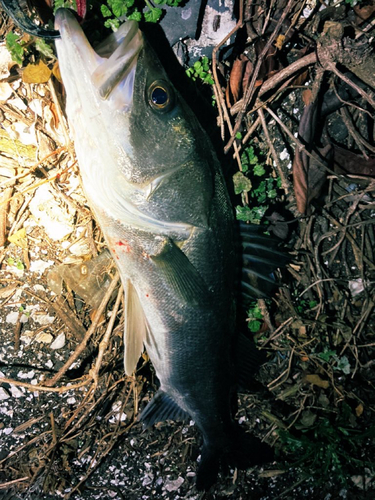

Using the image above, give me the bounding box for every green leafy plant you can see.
[101,0,184,28]
[35,38,56,60]
[53,0,76,10]
[316,349,351,375]
[295,298,317,314]
[279,404,375,487]
[247,302,264,332]
[6,29,56,66]
[235,142,281,224]
[7,257,24,270]
[186,57,214,85]
[6,32,26,66]
[344,0,363,7]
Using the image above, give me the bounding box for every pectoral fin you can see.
[123,280,148,375]
[151,239,209,305]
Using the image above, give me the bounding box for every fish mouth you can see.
[55,9,143,110]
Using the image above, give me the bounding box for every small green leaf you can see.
[267,188,277,199]
[128,10,142,21]
[248,320,262,332]
[144,7,163,22]
[233,171,252,195]
[236,132,242,140]
[101,4,112,17]
[318,350,336,362]
[35,39,55,59]
[104,18,120,30]
[247,304,263,320]
[186,57,214,86]
[111,0,128,18]
[254,164,266,176]
[236,205,253,222]
[6,32,25,66]
[204,74,214,85]
[335,355,351,375]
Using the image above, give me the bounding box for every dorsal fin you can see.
[238,223,290,299]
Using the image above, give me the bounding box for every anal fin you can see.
[140,390,189,426]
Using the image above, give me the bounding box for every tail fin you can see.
[196,426,273,490]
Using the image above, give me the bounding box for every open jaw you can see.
[55,9,143,111]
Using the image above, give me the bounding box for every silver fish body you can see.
[55,9,270,489]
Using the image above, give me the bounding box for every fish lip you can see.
[55,8,143,109]
[55,9,97,68]
[55,8,81,36]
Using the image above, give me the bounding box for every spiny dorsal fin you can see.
[239,223,290,299]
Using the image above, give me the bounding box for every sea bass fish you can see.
[55,9,272,489]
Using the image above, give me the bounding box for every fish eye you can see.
[151,87,168,106]
[148,80,174,113]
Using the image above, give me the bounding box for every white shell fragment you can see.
[349,278,364,297]
[0,44,13,79]
[50,332,66,350]
[29,184,76,241]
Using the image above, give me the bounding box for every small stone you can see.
[0,388,10,401]
[164,476,184,492]
[9,385,24,398]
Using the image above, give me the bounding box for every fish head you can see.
[55,9,206,182]
[55,9,213,232]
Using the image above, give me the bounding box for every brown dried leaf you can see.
[225,83,232,108]
[354,2,375,21]
[292,69,309,87]
[52,61,62,82]
[23,60,51,84]
[293,102,330,214]
[48,102,60,129]
[229,56,247,104]
[293,147,308,214]
[355,403,364,417]
[302,89,313,106]
[303,373,330,389]
[275,34,286,50]
[333,145,375,176]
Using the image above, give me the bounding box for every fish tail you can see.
[196,426,273,491]
[196,445,221,491]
